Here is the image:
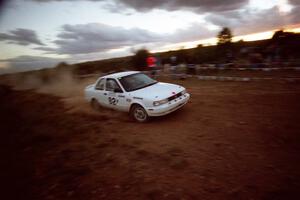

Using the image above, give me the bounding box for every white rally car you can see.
[84,71,190,122]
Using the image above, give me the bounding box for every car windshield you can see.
[118,73,157,92]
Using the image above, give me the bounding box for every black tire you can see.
[91,99,100,111]
[130,105,149,122]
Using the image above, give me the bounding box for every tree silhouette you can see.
[272,30,285,40]
[216,27,234,62]
[132,49,149,70]
[217,27,232,45]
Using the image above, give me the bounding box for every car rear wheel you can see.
[91,99,100,111]
[131,105,149,122]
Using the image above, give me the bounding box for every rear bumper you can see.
[146,93,190,116]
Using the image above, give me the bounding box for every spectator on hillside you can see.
[155,55,161,69]
[187,57,196,75]
[170,56,177,78]
[147,54,157,77]
[226,50,234,63]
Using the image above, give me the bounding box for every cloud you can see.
[0,28,44,46]
[29,0,249,13]
[205,5,300,35]
[111,0,249,12]
[165,22,216,43]
[52,23,163,54]
[36,22,214,55]
[290,0,300,6]
[289,5,300,22]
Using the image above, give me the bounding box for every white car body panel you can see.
[130,82,184,102]
[84,71,190,117]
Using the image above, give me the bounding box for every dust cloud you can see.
[1,70,98,113]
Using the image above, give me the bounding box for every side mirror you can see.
[114,88,123,93]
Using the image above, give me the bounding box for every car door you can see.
[105,78,128,111]
[94,78,110,107]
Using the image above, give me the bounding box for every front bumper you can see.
[146,93,190,116]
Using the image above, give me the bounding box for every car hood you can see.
[129,82,184,100]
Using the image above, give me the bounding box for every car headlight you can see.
[153,99,168,106]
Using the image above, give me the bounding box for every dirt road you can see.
[1,77,300,200]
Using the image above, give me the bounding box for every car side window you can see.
[106,78,122,92]
[95,79,105,90]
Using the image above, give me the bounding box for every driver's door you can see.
[105,78,126,110]
[94,78,109,107]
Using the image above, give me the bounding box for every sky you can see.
[0,0,299,74]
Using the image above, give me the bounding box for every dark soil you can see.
[1,78,300,200]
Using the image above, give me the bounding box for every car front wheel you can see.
[131,105,149,122]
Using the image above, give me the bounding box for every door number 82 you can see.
[108,97,118,105]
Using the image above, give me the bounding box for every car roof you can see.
[102,71,140,79]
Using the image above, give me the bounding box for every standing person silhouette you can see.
[170,56,177,79]
[147,54,157,77]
